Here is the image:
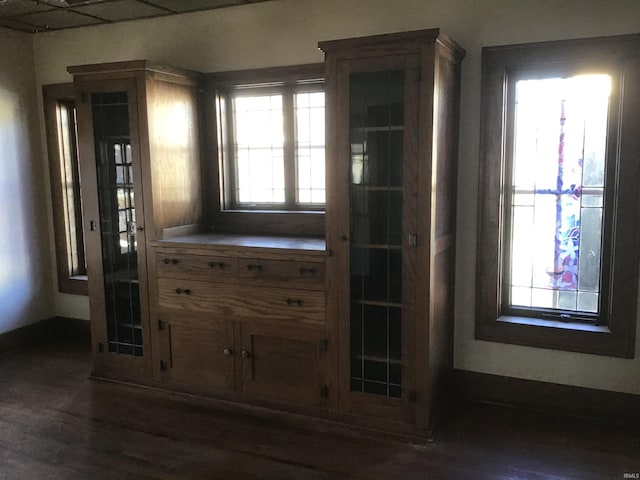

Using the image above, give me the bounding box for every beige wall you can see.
[32,0,640,394]
[0,28,53,334]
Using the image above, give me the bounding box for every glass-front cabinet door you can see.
[76,78,150,377]
[337,55,420,422]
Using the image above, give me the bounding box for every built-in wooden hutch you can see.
[70,28,464,440]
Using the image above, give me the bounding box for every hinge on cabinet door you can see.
[158,319,166,331]
[321,386,329,399]
[408,391,418,403]
[97,342,104,353]
[319,339,328,352]
[408,233,418,247]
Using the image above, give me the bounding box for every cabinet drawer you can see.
[156,252,237,280]
[237,258,325,290]
[157,278,325,326]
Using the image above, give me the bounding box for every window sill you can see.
[222,209,325,214]
[498,315,610,333]
[58,276,88,296]
[476,315,634,359]
[212,210,325,237]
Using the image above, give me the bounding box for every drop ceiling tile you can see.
[15,8,102,29]
[145,0,245,13]
[35,0,67,6]
[0,0,51,18]
[71,0,168,21]
[64,0,109,5]
[37,0,103,6]
[0,16,39,31]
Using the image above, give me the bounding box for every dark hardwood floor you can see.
[1,336,638,480]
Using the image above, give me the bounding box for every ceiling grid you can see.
[0,0,271,32]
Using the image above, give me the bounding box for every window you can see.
[476,35,640,357]
[214,65,325,213]
[43,83,87,295]
[506,74,610,320]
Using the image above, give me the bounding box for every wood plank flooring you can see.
[1,337,638,479]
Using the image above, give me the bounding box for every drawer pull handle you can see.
[247,264,263,272]
[175,288,192,295]
[241,350,251,358]
[209,262,226,269]
[299,267,316,276]
[223,348,232,356]
[163,258,179,265]
[286,298,303,307]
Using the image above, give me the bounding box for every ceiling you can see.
[0,0,272,33]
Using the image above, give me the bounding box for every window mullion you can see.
[283,87,296,209]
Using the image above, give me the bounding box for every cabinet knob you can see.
[241,350,251,358]
[223,348,232,356]
[247,264,263,272]
[209,262,225,269]
[175,288,191,295]
[136,225,144,232]
[286,298,303,307]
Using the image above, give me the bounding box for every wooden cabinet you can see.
[69,31,463,438]
[69,61,203,381]
[320,29,464,436]
[152,236,329,408]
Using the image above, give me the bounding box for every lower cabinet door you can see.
[158,312,234,391]
[239,323,328,407]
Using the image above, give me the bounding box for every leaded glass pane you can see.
[92,91,142,356]
[349,70,404,399]
[233,94,285,204]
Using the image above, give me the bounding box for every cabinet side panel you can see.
[427,44,461,429]
[433,53,459,240]
[145,75,203,237]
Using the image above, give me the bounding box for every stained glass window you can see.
[506,74,610,318]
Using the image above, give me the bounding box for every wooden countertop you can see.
[151,233,327,257]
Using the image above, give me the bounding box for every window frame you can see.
[43,83,88,296]
[475,35,640,358]
[206,64,326,236]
